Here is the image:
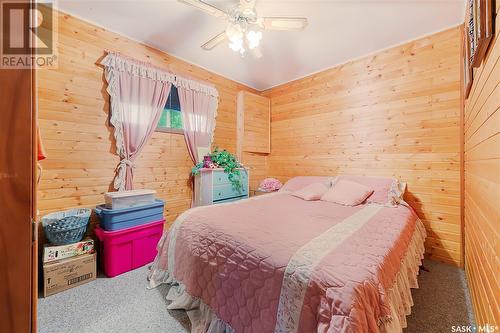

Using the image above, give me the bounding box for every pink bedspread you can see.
[150,193,419,333]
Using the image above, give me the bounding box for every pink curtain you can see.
[103,54,171,190]
[178,87,218,164]
[115,73,171,190]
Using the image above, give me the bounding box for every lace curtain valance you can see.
[101,52,219,98]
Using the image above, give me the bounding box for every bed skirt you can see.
[380,219,427,332]
[149,219,427,333]
[148,261,236,333]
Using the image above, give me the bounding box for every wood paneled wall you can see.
[237,91,271,191]
[464,2,500,326]
[37,11,257,239]
[263,27,463,266]
[237,91,271,154]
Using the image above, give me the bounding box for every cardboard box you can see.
[43,252,96,297]
[43,238,95,263]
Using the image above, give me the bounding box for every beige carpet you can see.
[38,259,475,333]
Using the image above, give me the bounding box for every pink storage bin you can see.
[94,219,164,277]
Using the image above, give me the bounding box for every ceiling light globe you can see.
[246,30,262,49]
[228,38,244,53]
[226,22,244,42]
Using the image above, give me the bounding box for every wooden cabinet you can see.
[194,168,249,206]
[237,91,271,156]
[236,91,271,192]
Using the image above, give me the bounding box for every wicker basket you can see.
[42,208,91,245]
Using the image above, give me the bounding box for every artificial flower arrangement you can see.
[192,148,245,190]
[258,178,282,192]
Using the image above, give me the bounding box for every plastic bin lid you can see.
[95,199,164,214]
[95,219,165,238]
[105,189,156,199]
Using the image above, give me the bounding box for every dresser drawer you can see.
[213,196,246,205]
[213,183,248,202]
[213,170,248,186]
[194,168,249,207]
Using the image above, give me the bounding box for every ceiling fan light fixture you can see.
[226,22,245,42]
[226,21,262,55]
[246,29,262,49]
[177,0,308,57]
[228,38,245,54]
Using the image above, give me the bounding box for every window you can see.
[157,86,183,134]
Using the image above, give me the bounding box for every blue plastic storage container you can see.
[95,199,164,231]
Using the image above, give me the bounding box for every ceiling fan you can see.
[178,0,308,56]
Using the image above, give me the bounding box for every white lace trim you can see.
[209,97,218,150]
[148,269,235,333]
[102,61,127,190]
[379,218,427,333]
[275,204,384,333]
[101,53,219,97]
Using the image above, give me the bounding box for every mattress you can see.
[149,192,426,333]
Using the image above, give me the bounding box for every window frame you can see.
[156,126,184,135]
[156,86,184,135]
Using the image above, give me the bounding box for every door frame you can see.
[0,0,38,330]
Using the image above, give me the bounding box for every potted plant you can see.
[192,148,245,190]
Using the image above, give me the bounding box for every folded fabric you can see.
[291,182,330,201]
[321,179,374,206]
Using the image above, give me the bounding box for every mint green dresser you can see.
[193,168,249,206]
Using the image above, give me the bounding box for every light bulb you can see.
[229,38,244,53]
[226,22,244,42]
[246,30,262,49]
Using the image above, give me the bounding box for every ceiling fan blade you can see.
[260,17,308,31]
[201,31,227,50]
[178,0,227,18]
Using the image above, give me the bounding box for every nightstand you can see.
[250,189,278,197]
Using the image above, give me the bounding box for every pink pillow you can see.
[335,175,404,205]
[291,182,329,201]
[321,180,374,206]
[280,176,333,192]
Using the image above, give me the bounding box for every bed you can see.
[149,176,426,333]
